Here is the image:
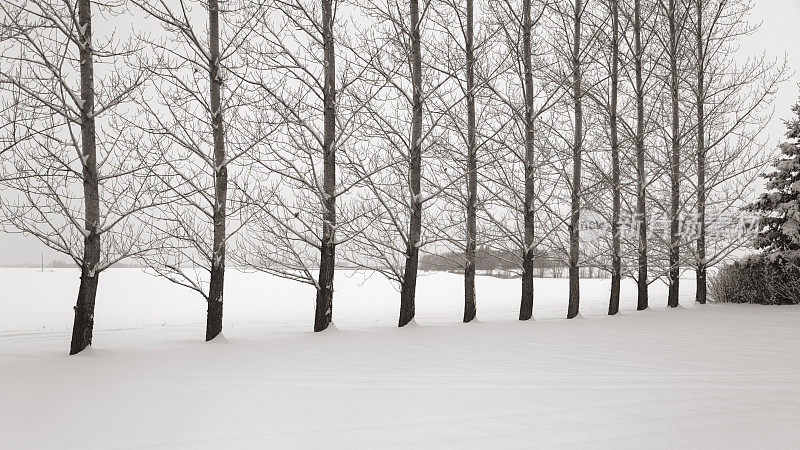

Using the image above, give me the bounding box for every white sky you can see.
[1,0,799,265]
[744,0,800,141]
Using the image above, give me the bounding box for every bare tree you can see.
[425,0,501,322]
[0,0,155,354]
[545,0,589,319]
[632,0,649,310]
[399,0,425,326]
[131,0,264,341]
[206,0,227,340]
[567,0,584,319]
[694,0,707,304]
[471,0,566,319]
[650,0,691,308]
[688,0,786,304]
[233,0,381,331]
[608,0,621,314]
[537,0,609,319]
[463,0,478,322]
[318,0,337,330]
[519,0,537,320]
[343,0,455,327]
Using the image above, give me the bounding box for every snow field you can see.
[1,269,797,448]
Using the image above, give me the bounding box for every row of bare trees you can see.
[0,0,785,354]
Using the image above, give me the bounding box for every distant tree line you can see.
[421,247,553,273]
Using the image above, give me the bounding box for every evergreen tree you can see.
[747,95,800,254]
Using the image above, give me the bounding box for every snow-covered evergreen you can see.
[748,93,800,254]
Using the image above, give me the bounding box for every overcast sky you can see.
[1,0,799,265]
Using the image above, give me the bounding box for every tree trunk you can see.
[399,0,423,327]
[567,0,583,320]
[667,0,681,308]
[315,0,337,331]
[463,0,477,323]
[634,0,649,311]
[608,0,621,316]
[206,0,227,341]
[519,0,535,321]
[206,263,224,341]
[70,0,101,355]
[695,0,707,305]
[71,267,100,355]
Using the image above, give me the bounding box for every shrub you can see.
[709,254,800,305]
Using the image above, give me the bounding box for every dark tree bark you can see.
[206,0,228,341]
[567,0,584,320]
[694,0,707,304]
[463,0,477,323]
[315,0,337,331]
[399,0,424,327]
[608,0,621,316]
[634,0,649,311]
[70,0,101,355]
[667,0,681,308]
[519,0,536,321]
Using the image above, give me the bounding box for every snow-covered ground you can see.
[1,268,798,448]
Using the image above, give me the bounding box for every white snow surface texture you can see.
[1,268,798,448]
